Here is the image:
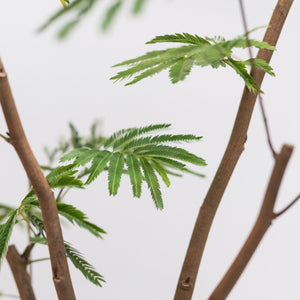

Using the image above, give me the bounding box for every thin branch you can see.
[173,1,293,300]
[274,193,300,218]
[22,243,35,260]
[0,59,76,300]
[208,144,293,300]
[28,257,50,264]
[239,0,277,158]
[6,245,36,300]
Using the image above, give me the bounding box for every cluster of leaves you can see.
[0,198,105,286]
[39,0,148,38]
[0,121,205,288]
[111,30,275,92]
[58,123,206,209]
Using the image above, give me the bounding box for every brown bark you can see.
[209,144,293,300]
[173,1,294,299]
[6,245,36,300]
[0,60,76,300]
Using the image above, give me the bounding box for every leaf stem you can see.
[28,257,50,264]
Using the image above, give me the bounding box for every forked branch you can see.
[6,245,36,300]
[0,59,76,300]
[209,144,293,300]
[173,1,293,299]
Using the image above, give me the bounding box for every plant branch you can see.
[173,1,293,299]
[0,59,76,300]
[239,0,277,158]
[6,245,36,300]
[208,144,293,300]
[274,193,300,218]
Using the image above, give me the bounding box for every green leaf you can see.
[56,203,106,237]
[65,242,105,287]
[108,153,125,195]
[132,0,147,13]
[60,148,89,163]
[135,145,207,166]
[0,204,15,224]
[29,236,47,245]
[244,58,275,76]
[150,160,170,187]
[140,158,163,209]
[69,123,82,148]
[23,209,45,236]
[58,20,80,39]
[152,157,186,170]
[147,33,210,45]
[169,57,194,83]
[86,151,113,184]
[101,0,122,31]
[111,124,172,150]
[227,58,259,93]
[126,154,143,197]
[0,210,18,265]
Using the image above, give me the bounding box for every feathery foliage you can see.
[41,0,150,37]
[30,236,104,287]
[60,124,206,209]
[111,30,275,91]
[65,242,105,286]
[0,210,18,265]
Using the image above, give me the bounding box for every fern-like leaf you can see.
[150,160,170,187]
[111,124,172,150]
[65,242,105,287]
[0,210,18,265]
[86,151,113,184]
[244,58,275,76]
[108,153,125,195]
[0,204,15,224]
[140,158,163,209]
[23,209,45,236]
[169,57,194,83]
[101,0,122,31]
[126,154,143,197]
[112,30,275,91]
[135,145,206,166]
[147,33,210,45]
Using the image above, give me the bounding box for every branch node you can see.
[180,277,192,290]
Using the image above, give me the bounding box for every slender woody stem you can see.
[173,1,293,300]
[0,59,76,300]
[274,193,300,218]
[209,144,293,300]
[6,245,36,300]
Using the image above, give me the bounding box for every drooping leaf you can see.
[86,151,113,184]
[126,154,143,197]
[169,57,194,83]
[108,152,125,195]
[0,204,15,224]
[150,160,170,187]
[244,58,275,76]
[0,210,18,265]
[101,0,122,31]
[65,242,105,287]
[140,158,163,209]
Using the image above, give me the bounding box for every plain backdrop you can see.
[0,1,300,299]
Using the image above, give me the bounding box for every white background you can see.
[0,0,300,299]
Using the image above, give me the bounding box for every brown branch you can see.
[208,144,293,300]
[0,59,76,300]
[6,245,36,300]
[274,193,300,218]
[173,1,293,299]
